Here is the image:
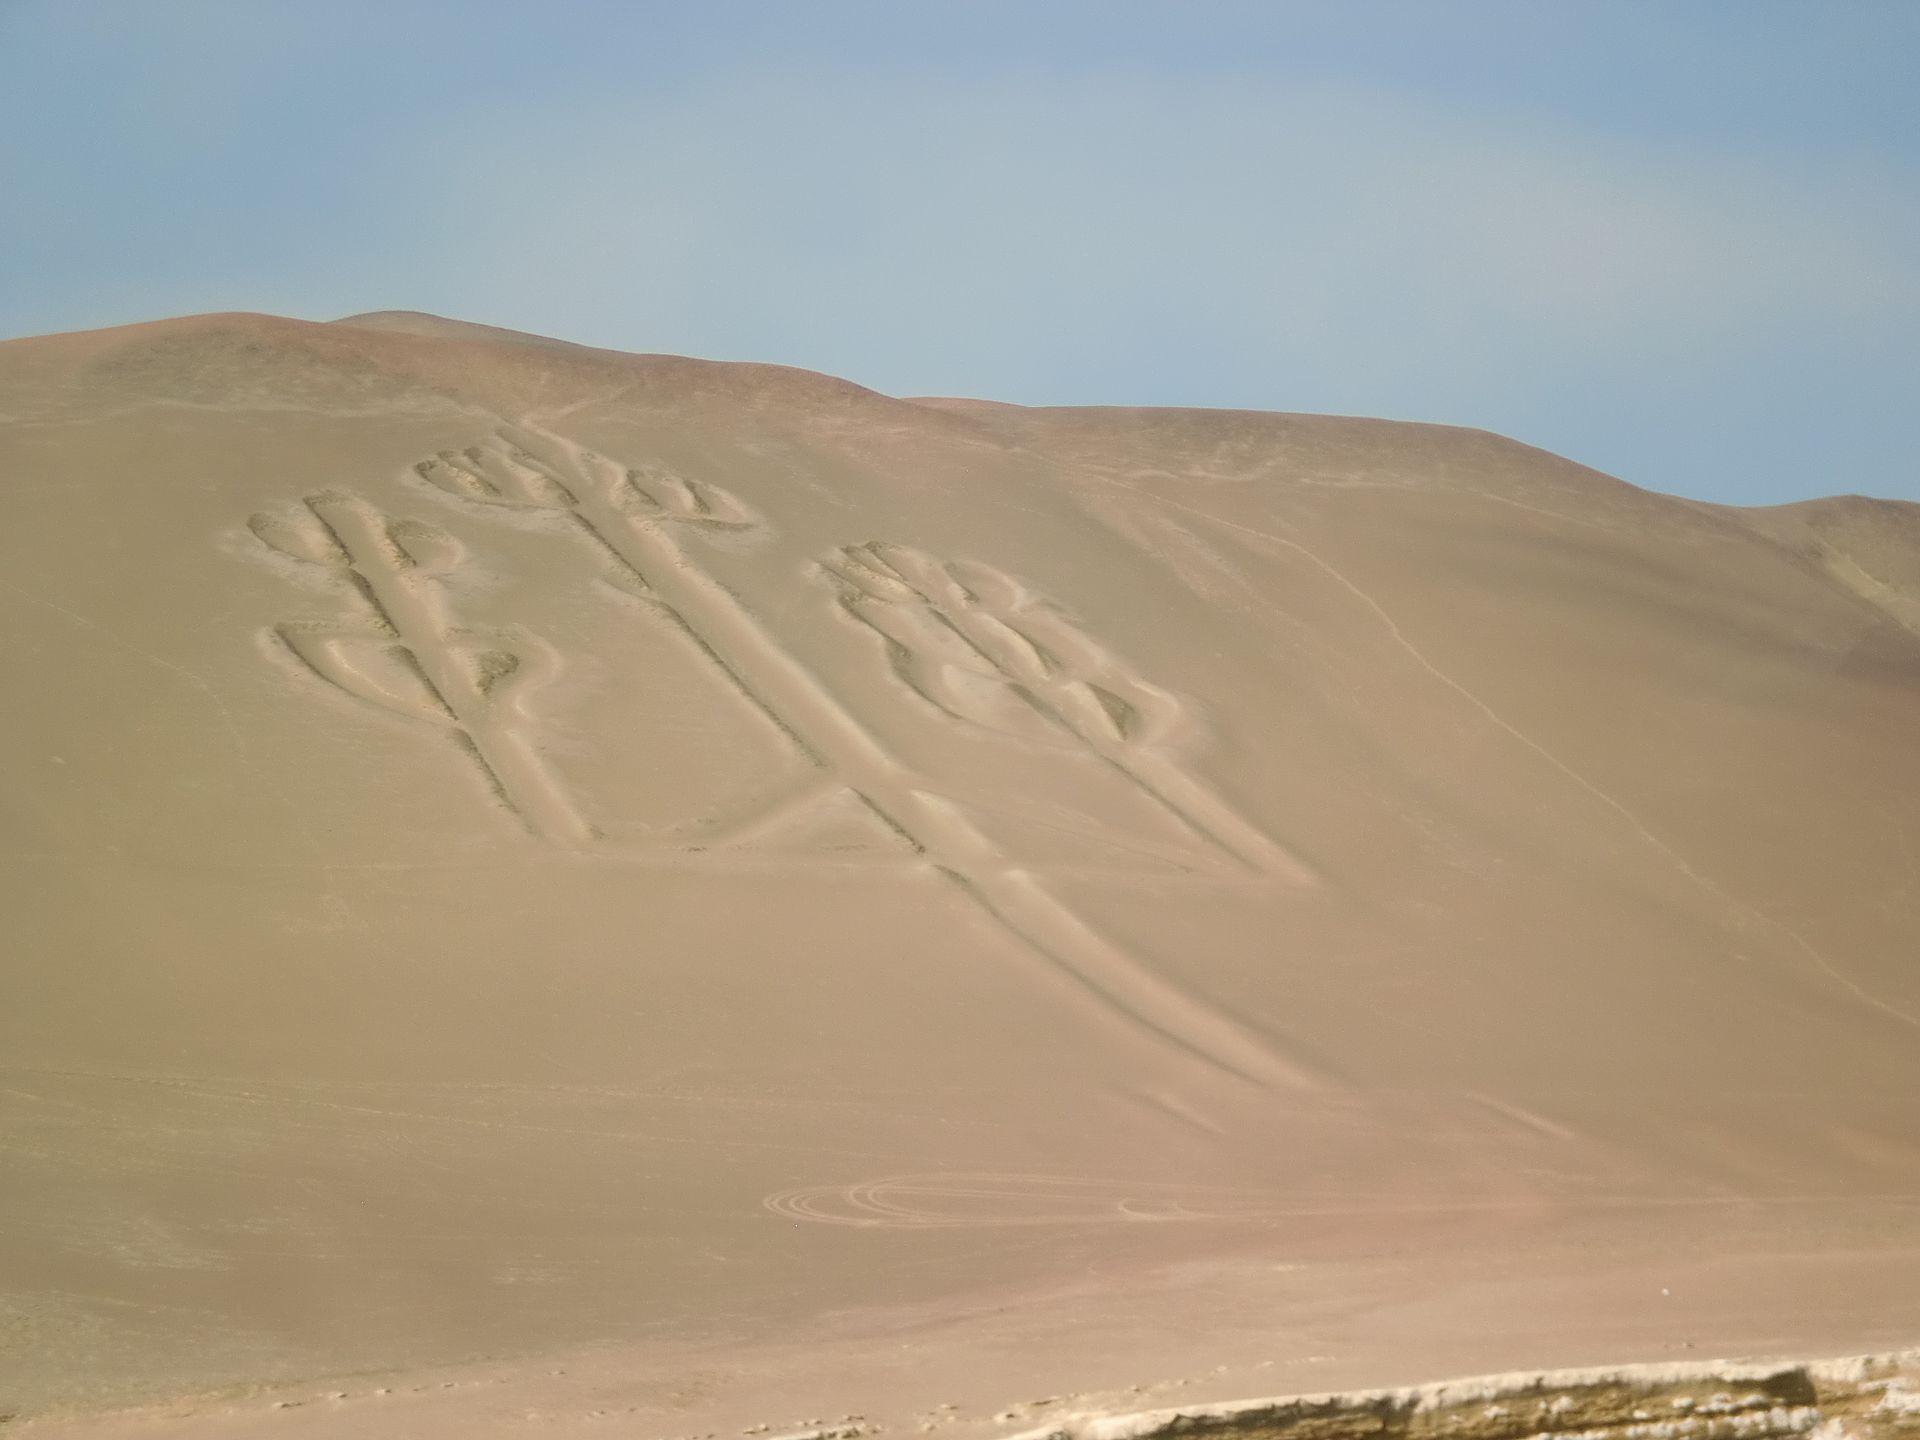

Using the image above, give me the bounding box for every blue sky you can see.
[3,2,1916,505]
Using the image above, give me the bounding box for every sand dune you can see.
[2,312,1916,1434]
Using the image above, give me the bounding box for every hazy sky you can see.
[3,2,1916,505]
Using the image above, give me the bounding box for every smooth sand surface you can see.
[2,312,1916,1434]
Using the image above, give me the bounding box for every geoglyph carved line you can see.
[760,1173,1281,1229]
[822,542,1315,881]
[410,426,1316,1089]
[253,491,592,844]
[410,432,870,853]
[413,429,816,755]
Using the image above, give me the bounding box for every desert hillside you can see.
[3,312,1917,1433]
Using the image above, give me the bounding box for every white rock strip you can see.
[1004,1352,1920,1440]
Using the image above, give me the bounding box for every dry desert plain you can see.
[2,312,1918,1436]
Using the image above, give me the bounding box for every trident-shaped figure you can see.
[252,492,588,843]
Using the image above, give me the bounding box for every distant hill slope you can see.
[3,311,1917,1430]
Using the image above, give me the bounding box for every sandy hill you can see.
[2,312,1917,1436]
